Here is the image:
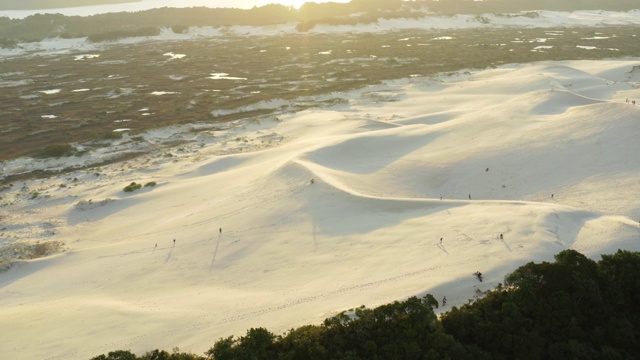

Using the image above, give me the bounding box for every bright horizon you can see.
[0,0,352,19]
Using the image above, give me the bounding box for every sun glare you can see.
[277,0,350,9]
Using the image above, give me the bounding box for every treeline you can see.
[91,249,640,359]
[0,0,133,11]
[1,0,639,45]
[0,5,298,44]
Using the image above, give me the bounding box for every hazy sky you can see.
[0,0,352,19]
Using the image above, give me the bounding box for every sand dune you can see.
[2,59,640,359]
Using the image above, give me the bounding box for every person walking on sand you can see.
[442,296,447,306]
[469,194,471,200]
[439,237,443,245]
[219,227,222,234]
[499,234,503,240]
[173,238,176,245]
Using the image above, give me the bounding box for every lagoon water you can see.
[0,0,350,19]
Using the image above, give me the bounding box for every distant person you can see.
[469,194,471,200]
[219,227,222,234]
[474,271,483,282]
[486,167,489,172]
[155,243,157,248]
[439,237,443,245]
[499,234,503,240]
[310,178,315,184]
[551,193,554,199]
[173,238,176,245]
[442,296,447,306]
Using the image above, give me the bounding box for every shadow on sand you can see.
[165,246,174,263]
[501,238,512,252]
[210,234,222,272]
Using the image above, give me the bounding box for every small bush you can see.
[144,181,156,187]
[123,182,142,192]
[0,38,18,49]
[171,25,190,34]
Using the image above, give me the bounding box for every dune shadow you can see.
[396,112,456,126]
[0,257,56,289]
[66,197,135,226]
[531,89,601,115]
[305,131,439,175]
[301,188,463,237]
[292,157,466,238]
[195,156,247,176]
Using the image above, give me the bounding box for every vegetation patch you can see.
[33,144,79,159]
[74,198,116,210]
[123,182,143,192]
[0,240,65,272]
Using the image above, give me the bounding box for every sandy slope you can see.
[1,59,640,359]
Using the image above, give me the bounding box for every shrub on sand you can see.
[123,182,142,192]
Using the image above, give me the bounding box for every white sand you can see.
[1,58,640,359]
